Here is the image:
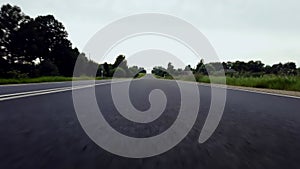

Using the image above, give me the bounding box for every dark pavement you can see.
[0,80,112,95]
[0,77,300,169]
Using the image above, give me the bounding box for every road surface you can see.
[0,76,300,169]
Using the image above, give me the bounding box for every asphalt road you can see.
[1,76,300,169]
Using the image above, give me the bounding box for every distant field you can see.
[213,76,300,92]
[161,74,300,92]
[232,77,300,91]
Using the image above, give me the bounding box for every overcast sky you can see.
[3,0,300,67]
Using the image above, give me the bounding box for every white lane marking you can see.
[2,78,298,101]
[0,79,112,87]
[0,80,131,101]
[0,85,92,101]
[0,80,110,98]
[0,86,73,98]
[0,81,66,87]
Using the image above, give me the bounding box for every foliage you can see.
[134,73,146,78]
[38,60,59,76]
[152,66,168,77]
[0,76,73,84]
[98,55,146,78]
[153,60,300,92]
[114,67,126,77]
[0,4,94,78]
[193,75,300,92]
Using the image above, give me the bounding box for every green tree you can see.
[0,4,30,73]
[114,67,126,77]
[102,62,111,77]
[38,60,59,76]
[271,63,283,75]
[113,55,125,68]
[184,65,192,71]
[247,60,264,73]
[204,63,216,74]
[152,66,168,77]
[0,56,9,77]
[167,62,175,74]
[53,46,79,76]
[195,59,207,74]
[14,14,79,76]
[15,15,69,62]
[112,55,129,76]
[282,62,297,76]
[128,66,146,77]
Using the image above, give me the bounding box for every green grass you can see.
[154,74,300,92]
[0,74,145,85]
[226,76,300,91]
[134,73,146,78]
[194,74,300,92]
[0,76,71,85]
[0,76,111,85]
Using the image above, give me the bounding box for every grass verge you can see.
[0,74,146,85]
[197,75,300,92]
[0,76,110,85]
[155,74,300,92]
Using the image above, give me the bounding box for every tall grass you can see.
[194,74,300,92]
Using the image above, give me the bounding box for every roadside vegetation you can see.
[152,61,300,92]
[1,3,299,91]
[0,72,146,85]
[134,73,146,79]
[0,4,145,84]
[0,76,113,85]
[194,75,300,92]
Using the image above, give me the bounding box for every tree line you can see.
[0,4,146,78]
[97,55,146,78]
[0,4,89,78]
[2,4,299,79]
[152,60,300,77]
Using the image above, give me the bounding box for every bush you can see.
[113,67,126,77]
[38,60,59,76]
[6,70,28,78]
